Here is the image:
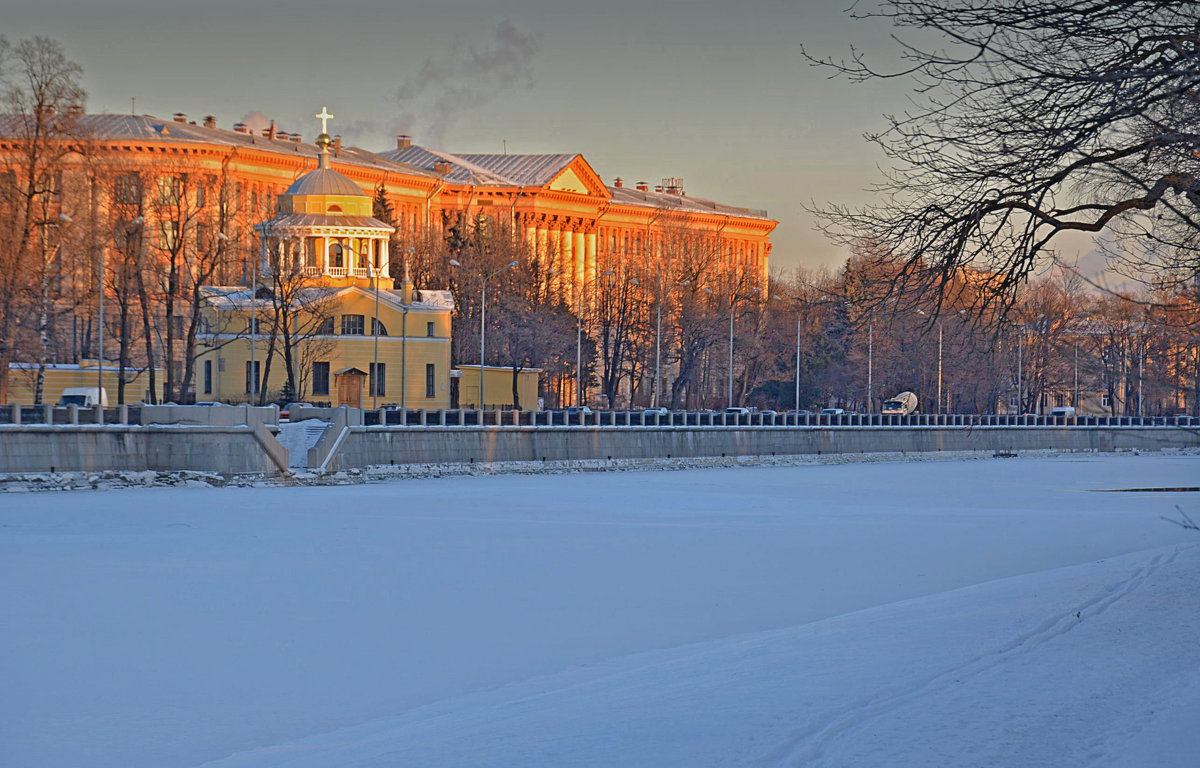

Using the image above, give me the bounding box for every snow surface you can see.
[1,453,1198,767]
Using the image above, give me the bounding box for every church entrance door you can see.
[333,368,366,408]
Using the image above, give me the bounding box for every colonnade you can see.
[522,215,597,303]
[288,233,391,277]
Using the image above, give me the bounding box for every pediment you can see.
[546,156,609,197]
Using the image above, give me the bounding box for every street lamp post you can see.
[867,313,873,413]
[726,286,760,408]
[575,269,613,407]
[795,316,802,411]
[450,258,518,410]
[372,258,381,410]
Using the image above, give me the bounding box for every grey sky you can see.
[7,0,922,274]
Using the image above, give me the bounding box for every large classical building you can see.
[0,107,776,405]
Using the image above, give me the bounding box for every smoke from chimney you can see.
[392,19,538,146]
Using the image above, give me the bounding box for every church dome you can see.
[284,167,366,197]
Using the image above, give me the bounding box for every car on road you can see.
[642,407,669,416]
[564,406,593,416]
[820,407,846,416]
[724,407,751,415]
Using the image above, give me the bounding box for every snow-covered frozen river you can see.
[2,452,1198,767]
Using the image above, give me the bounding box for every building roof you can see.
[284,168,368,197]
[379,142,771,219]
[454,153,578,186]
[380,145,580,187]
[0,113,439,179]
[256,213,394,232]
[606,184,771,220]
[201,285,454,313]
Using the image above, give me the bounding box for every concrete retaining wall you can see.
[1,424,1195,476]
[0,425,285,475]
[331,425,1200,469]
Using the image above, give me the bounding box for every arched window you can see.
[330,243,344,268]
[370,317,388,336]
[327,204,343,213]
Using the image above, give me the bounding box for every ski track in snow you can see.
[759,548,1180,767]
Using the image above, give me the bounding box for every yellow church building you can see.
[195,117,453,408]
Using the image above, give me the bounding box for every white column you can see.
[573,231,586,302]
[322,237,330,275]
[585,232,597,286]
[559,227,573,300]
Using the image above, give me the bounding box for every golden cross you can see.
[315,106,334,134]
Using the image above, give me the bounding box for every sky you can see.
[6,1,949,274]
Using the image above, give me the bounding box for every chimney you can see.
[203,115,216,129]
[635,181,649,192]
[233,122,249,134]
[290,134,302,143]
[613,177,623,188]
[396,134,412,149]
[433,161,452,176]
[267,120,276,141]
[654,185,664,193]
[333,134,342,155]
[663,177,684,195]
[173,112,187,123]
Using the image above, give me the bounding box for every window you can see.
[330,242,344,268]
[426,321,435,337]
[1102,393,1112,408]
[316,316,334,335]
[195,182,206,208]
[159,219,180,250]
[246,317,262,335]
[312,362,330,396]
[38,171,62,203]
[369,362,386,397]
[203,360,212,394]
[115,173,141,205]
[157,175,182,206]
[245,360,260,395]
[370,317,388,336]
[341,314,365,335]
[425,363,435,398]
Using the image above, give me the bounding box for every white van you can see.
[57,387,109,407]
[1050,405,1076,418]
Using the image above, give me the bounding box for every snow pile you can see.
[2,453,1198,767]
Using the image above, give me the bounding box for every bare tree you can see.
[0,36,85,402]
[808,1,1200,314]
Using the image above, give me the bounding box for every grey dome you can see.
[284,168,365,197]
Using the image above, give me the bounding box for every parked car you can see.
[820,407,846,416]
[724,407,751,415]
[1049,406,1076,418]
[564,406,593,416]
[280,402,314,420]
[642,407,669,416]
